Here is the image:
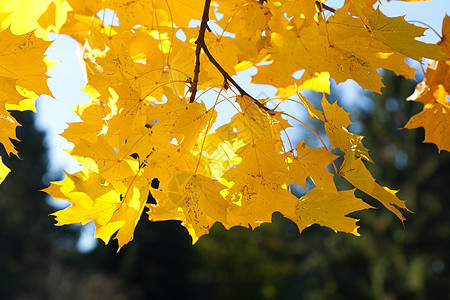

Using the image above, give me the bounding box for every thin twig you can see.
[189,0,274,116]
[317,1,336,13]
[409,20,443,40]
[201,43,274,115]
[189,0,211,103]
[280,111,338,175]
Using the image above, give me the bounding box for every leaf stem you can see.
[280,111,338,174]
[409,20,443,40]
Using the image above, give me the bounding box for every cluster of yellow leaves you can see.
[0,0,448,250]
[0,0,65,185]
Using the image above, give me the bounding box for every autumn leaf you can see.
[59,3,113,51]
[103,0,205,29]
[50,172,121,228]
[0,156,10,184]
[226,177,298,229]
[322,96,373,162]
[405,15,450,152]
[107,78,150,142]
[160,171,230,243]
[61,101,105,144]
[351,1,448,61]
[69,135,138,183]
[0,0,70,38]
[0,28,52,95]
[224,138,295,228]
[287,141,338,193]
[340,152,411,221]
[0,28,53,156]
[0,104,20,155]
[292,188,373,236]
[405,85,450,152]
[50,171,150,250]
[95,176,149,250]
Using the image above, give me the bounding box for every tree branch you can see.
[189,0,211,103]
[201,43,274,115]
[317,1,336,13]
[189,0,274,116]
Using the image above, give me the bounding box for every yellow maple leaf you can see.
[0,76,26,107]
[147,189,185,222]
[95,176,149,250]
[59,4,112,51]
[85,39,171,103]
[407,60,450,105]
[101,0,170,29]
[50,172,121,227]
[0,28,52,96]
[4,85,40,112]
[0,155,10,184]
[405,85,450,152]
[148,88,216,150]
[0,0,70,38]
[0,76,26,155]
[351,1,448,61]
[224,138,295,227]
[291,187,373,236]
[287,141,338,193]
[0,105,19,155]
[69,135,137,183]
[266,15,414,92]
[106,79,150,142]
[282,0,319,21]
[226,177,298,229]
[405,16,450,152]
[299,93,325,121]
[37,0,71,34]
[62,101,106,144]
[164,171,230,243]
[204,34,242,84]
[340,152,411,221]
[124,27,172,69]
[193,127,245,181]
[144,143,204,188]
[103,0,204,29]
[253,62,331,95]
[51,172,150,250]
[216,0,271,39]
[233,95,290,145]
[224,144,297,228]
[322,96,373,162]
[231,137,287,179]
[441,15,450,55]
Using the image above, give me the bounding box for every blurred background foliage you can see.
[1,71,449,299]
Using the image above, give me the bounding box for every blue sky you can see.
[35,0,450,252]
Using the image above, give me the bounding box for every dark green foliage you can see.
[0,111,72,298]
[84,219,201,299]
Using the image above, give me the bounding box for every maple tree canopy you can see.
[0,0,448,250]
